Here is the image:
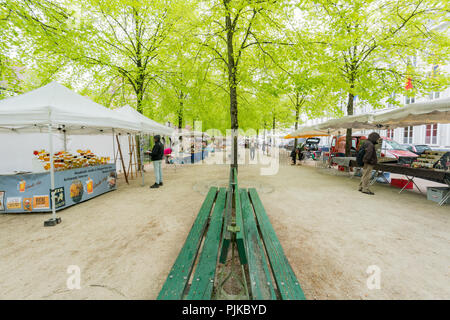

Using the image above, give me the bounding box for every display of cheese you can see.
[33,149,110,171]
[411,150,450,170]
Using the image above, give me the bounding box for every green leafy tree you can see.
[301,0,449,155]
[192,0,291,167]
[56,0,188,114]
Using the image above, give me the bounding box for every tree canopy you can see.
[1,0,448,141]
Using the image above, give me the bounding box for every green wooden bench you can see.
[246,188,305,300]
[219,168,246,265]
[157,168,305,300]
[157,187,223,300]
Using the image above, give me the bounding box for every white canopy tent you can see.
[178,130,210,138]
[0,82,140,225]
[285,124,339,139]
[113,105,174,136]
[372,97,450,128]
[113,105,175,186]
[317,113,378,131]
[0,82,140,134]
[286,97,450,138]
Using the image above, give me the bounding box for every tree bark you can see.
[294,92,300,150]
[178,92,184,129]
[345,91,354,157]
[224,0,238,169]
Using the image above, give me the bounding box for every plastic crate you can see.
[427,187,450,204]
[371,171,391,184]
[390,178,413,189]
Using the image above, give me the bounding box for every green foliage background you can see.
[0,0,448,135]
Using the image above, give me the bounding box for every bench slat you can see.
[186,188,227,300]
[157,187,218,300]
[234,172,247,265]
[240,189,277,300]
[248,188,306,300]
[219,187,233,263]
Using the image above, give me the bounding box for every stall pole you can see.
[63,129,67,152]
[112,128,117,166]
[140,132,145,187]
[116,135,129,184]
[44,123,61,227]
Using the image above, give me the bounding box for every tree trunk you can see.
[133,8,144,169]
[294,92,300,150]
[225,1,238,169]
[178,97,183,129]
[272,114,276,154]
[345,92,354,157]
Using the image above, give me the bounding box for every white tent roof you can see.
[0,82,140,134]
[317,113,378,131]
[178,130,209,138]
[286,97,450,138]
[287,124,338,138]
[372,97,450,128]
[114,105,175,135]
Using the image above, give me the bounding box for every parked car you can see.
[402,144,432,155]
[301,138,322,160]
[329,134,418,164]
[303,137,320,151]
[329,134,365,157]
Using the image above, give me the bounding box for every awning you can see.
[372,97,450,128]
[113,105,174,135]
[284,125,338,139]
[285,97,450,138]
[317,113,377,131]
[0,82,140,134]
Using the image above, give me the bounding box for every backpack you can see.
[356,144,366,167]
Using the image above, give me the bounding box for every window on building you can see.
[429,91,440,100]
[425,124,438,145]
[403,126,413,144]
[387,129,394,139]
[405,96,415,104]
[428,65,440,100]
[386,93,396,108]
[407,56,417,67]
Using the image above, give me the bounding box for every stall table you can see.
[346,160,450,205]
[0,164,117,213]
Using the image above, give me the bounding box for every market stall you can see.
[114,105,174,136]
[0,82,140,224]
[113,105,175,184]
[284,98,450,205]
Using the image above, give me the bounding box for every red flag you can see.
[405,77,413,90]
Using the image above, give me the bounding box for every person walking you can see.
[359,132,381,195]
[149,135,164,189]
[250,139,256,160]
[290,147,298,165]
[190,141,195,164]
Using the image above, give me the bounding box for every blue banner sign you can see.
[0,164,117,213]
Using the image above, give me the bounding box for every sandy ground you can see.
[0,150,449,300]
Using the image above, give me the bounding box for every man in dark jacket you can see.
[359,132,381,195]
[290,148,298,165]
[149,135,164,188]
